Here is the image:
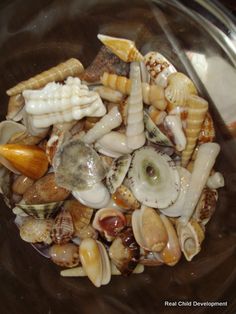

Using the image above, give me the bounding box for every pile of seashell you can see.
[0,34,225,287]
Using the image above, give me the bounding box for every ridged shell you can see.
[7,58,84,96]
[144,51,177,87]
[132,206,168,252]
[97,34,143,62]
[198,112,215,144]
[64,200,93,235]
[17,202,62,219]
[181,95,208,167]
[94,86,123,103]
[109,227,140,275]
[6,94,25,121]
[106,154,131,193]
[165,72,198,109]
[0,144,49,179]
[176,219,205,261]
[49,243,80,267]
[19,217,53,244]
[112,185,140,211]
[51,210,74,244]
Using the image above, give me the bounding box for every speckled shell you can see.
[112,185,140,211]
[49,243,80,268]
[198,112,215,144]
[19,217,53,244]
[51,210,74,244]
[7,58,84,96]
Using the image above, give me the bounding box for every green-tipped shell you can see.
[106,154,132,193]
[144,111,173,147]
[17,201,63,219]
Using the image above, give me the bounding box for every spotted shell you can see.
[49,243,80,268]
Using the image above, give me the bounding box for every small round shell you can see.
[20,217,53,244]
[49,243,80,268]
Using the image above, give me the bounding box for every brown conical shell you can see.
[51,210,74,244]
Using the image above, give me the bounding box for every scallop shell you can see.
[193,188,218,225]
[144,51,177,87]
[128,146,180,209]
[6,94,25,121]
[109,227,140,275]
[132,206,168,252]
[63,200,93,235]
[19,217,53,244]
[112,184,140,211]
[0,144,49,179]
[165,72,198,109]
[198,112,215,144]
[49,243,80,267]
[106,154,131,193]
[176,219,205,261]
[97,34,143,62]
[181,95,208,167]
[17,202,62,219]
[7,58,84,96]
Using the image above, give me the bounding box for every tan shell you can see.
[64,200,93,236]
[181,95,208,167]
[12,175,35,195]
[49,243,80,267]
[165,72,198,109]
[6,94,25,121]
[23,173,70,205]
[148,106,167,125]
[97,34,143,62]
[51,210,74,244]
[8,131,44,146]
[19,216,53,244]
[118,97,129,125]
[84,117,101,131]
[94,86,123,103]
[76,224,98,240]
[7,58,84,96]
[159,215,181,266]
[198,112,215,144]
[112,185,140,211]
[176,219,205,261]
[132,206,168,252]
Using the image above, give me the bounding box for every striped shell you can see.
[51,210,74,244]
[17,202,62,219]
[7,58,84,96]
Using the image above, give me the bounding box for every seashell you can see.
[160,167,191,217]
[19,216,53,244]
[139,249,163,266]
[109,227,140,275]
[101,72,167,110]
[75,224,98,240]
[118,97,129,125]
[17,202,62,219]
[148,106,167,125]
[63,200,93,235]
[80,45,129,83]
[198,112,215,144]
[181,95,209,167]
[49,243,80,267]
[144,111,173,147]
[54,139,106,191]
[6,94,25,121]
[112,185,140,211]
[82,106,122,144]
[0,144,49,179]
[159,214,181,266]
[0,166,13,208]
[164,115,186,151]
[8,130,44,146]
[93,86,124,103]
[132,206,168,252]
[23,77,106,128]
[51,210,74,244]
[144,51,177,87]
[84,117,100,131]
[139,60,150,83]
[126,62,145,150]
[106,154,131,193]
[72,182,110,209]
[97,34,143,62]
[206,172,224,189]
[128,146,180,209]
[92,208,126,240]
[23,173,70,205]
[79,238,111,287]
[176,219,205,261]
[7,58,84,96]
[193,188,218,225]
[165,72,198,109]
[95,131,133,158]
[22,110,50,138]
[100,155,114,172]
[180,143,220,224]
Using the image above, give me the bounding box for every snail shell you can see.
[51,210,74,244]
[20,217,53,244]
[112,184,140,211]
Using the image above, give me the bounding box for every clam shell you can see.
[51,210,74,244]
[112,184,140,211]
[106,154,131,194]
[97,34,143,62]
[49,243,80,268]
[17,202,63,219]
[132,206,168,252]
[97,241,111,285]
[176,219,205,261]
[19,217,53,244]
